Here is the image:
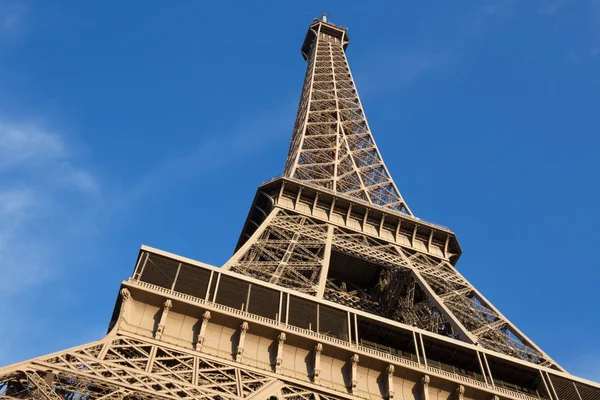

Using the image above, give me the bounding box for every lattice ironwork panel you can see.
[229,210,328,295]
[324,224,556,368]
[0,335,275,400]
[283,22,411,214]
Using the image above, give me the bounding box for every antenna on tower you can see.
[321,13,328,23]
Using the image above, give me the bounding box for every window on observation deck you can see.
[356,317,418,363]
[549,373,600,400]
[486,354,551,398]
[421,336,486,383]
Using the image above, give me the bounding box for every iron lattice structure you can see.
[227,19,554,368]
[2,16,599,400]
[284,23,410,215]
[0,333,342,400]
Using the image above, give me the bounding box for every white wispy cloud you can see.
[123,105,292,208]
[0,119,100,294]
[0,121,66,167]
[0,103,293,365]
[0,120,100,194]
[0,187,33,222]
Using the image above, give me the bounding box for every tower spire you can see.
[285,18,412,215]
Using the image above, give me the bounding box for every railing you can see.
[284,323,349,347]
[493,386,540,400]
[259,176,452,231]
[424,365,487,389]
[124,278,545,400]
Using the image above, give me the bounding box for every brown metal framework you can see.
[225,179,556,369]
[1,15,599,400]
[284,19,411,215]
[227,17,561,370]
[0,333,343,400]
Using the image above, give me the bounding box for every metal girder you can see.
[283,19,411,215]
[227,209,329,294]
[226,199,560,368]
[227,202,556,367]
[0,334,347,400]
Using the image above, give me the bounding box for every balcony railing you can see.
[123,277,545,400]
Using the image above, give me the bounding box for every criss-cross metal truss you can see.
[284,19,411,215]
[226,203,556,368]
[0,333,344,400]
[230,211,329,295]
[225,16,566,374]
[2,15,599,400]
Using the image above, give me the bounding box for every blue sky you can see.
[1,0,599,381]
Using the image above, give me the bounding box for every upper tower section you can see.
[300,15,349,60]
[284,16,412,215]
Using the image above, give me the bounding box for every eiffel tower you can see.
[1,15,598,400]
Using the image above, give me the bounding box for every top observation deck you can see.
[301,15,349,60]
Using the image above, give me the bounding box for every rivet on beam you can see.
[313,343,323,383]
[276,332,286,373]
[455,385,465,400]
[196,310,211,349]
[350,354,359,392]
[155,299,173,340]
[236,321,250,362]
[421,375,430,400]
[386,364,395,399]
